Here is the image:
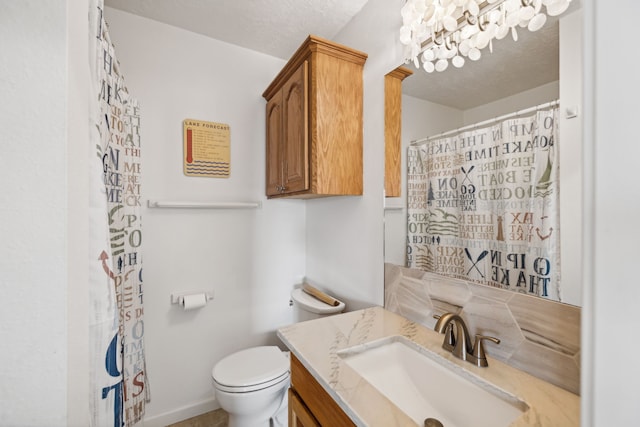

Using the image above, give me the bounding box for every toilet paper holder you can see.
[170,291,215,306]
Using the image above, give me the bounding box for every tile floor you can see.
[166,409,228,427]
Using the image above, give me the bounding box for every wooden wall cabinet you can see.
[289,354,355,427]
[384,66,413,198]
[263,35,367,198]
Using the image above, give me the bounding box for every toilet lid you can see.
[290,288,345,314]
[212,346,289,390]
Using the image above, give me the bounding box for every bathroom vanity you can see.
[277,306,580,427]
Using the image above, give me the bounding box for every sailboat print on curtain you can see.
[407,107,561,301]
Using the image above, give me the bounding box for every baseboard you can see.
[143,397,219,427]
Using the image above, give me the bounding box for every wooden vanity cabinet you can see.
[263,35,367,198]
[289,354,355,427]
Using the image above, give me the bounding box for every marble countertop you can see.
[277,306,579,427]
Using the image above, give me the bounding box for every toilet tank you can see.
[290,286,345,322]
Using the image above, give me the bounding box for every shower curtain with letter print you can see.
[407,107,561,301]
[89,1,150,425]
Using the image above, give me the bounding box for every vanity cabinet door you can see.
[289,388,321,427]
[290,354,356,427]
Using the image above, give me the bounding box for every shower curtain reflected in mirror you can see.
[407,106,561,301]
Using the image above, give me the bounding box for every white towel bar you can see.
[147,200,262,209]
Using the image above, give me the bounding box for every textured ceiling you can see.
[402,19,562,109]
[104,0,371,61]
[104,0,580,110]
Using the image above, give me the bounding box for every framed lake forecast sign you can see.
[183,118,230,178]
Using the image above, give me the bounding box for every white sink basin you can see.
[337,336,528,427]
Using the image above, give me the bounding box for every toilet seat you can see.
[214,371,289,393]
[212,346,290,393]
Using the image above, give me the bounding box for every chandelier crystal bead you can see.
[400,0,572,72]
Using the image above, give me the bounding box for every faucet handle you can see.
[443,323,456,351]
[433,314,456,351]
[472,334,500,367]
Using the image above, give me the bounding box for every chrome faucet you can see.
[433,313,500,367]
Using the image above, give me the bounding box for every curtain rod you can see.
[410,99,559,146]
[147,200,262,209]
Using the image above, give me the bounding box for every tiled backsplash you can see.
[384,263,581,395]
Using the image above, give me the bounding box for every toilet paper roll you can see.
[182,293,207,310]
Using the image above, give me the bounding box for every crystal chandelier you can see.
[400,0,573,72]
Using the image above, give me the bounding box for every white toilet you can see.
[211,285,345,427]
[212,346,290,427]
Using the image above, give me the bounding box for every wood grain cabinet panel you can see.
[263,35,367,199]
[282,64,309,194]
[289,354,356,427]
[288,388,321,427]
[384,66,413,198]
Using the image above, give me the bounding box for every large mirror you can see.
[384,0,582,306]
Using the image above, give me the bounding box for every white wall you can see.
[464,11,583,307]
[104,9,306,425]
[583,0,640,425]
[462,81,560,124]
[558,10,583,307]
[0,1,70,425]
[2,2,91,425]
[67,1,91,426]
[302,0,407,310]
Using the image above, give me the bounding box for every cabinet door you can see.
[265,90,283,196]
[281,60,309,194]
[291,354,356,427]
[289,388,321,427]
